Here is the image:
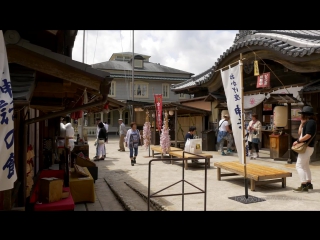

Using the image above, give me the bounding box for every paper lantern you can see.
[273,106,287,127]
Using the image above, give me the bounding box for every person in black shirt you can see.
[292,106,317,192]
[185,126,196,142]
[97,122,107,160]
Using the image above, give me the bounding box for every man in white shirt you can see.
[217,114,234,156]
[118,119,127,152]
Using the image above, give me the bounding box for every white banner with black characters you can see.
[220,62,247,164]
[0,30,17,191]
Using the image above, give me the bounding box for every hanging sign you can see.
[254,60,259,76]
[0,30,17,191]
[256,72,270,88]
[154,94,162,132]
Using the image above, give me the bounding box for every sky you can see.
[72,30,238,76]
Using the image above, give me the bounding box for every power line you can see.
[92,30,99,64]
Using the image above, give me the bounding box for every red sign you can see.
[154,94,162,131]
[256,72,270,88]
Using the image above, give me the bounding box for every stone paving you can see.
[74,135,320,211]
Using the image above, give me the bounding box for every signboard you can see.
[256,72,270,88]
[0,30,17,191]
[154,94,162,132]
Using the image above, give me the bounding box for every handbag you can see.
[291,128,317,154]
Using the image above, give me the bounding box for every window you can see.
[124,111,129,125]
[134,59,143,68]
[162,84,170,98]
[109,81,116,97]
[107,111,112,125]
[130,81,148,98]
[179,93,186,99]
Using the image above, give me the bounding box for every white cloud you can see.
[72,30,238,76]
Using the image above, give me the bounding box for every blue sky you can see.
[72,30,238,76]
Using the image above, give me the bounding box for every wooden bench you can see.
[214,161,292,191]
[169,151,213,170]
[151,145,181,158]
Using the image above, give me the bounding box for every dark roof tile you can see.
[171,30,320,91]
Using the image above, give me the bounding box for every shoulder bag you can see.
[215,120,226,137]
[291,126,317,154]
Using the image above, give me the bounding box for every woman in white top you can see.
[125,122,141,166]
[247,113,262,159]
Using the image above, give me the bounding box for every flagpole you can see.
[131,30,135,122]
[240,53,248,199]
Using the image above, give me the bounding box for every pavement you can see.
[74,135,320,211]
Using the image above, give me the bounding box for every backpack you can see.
[215,120,226,137]
[130,130,140,148]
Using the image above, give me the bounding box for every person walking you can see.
[118,119,127,152]
[247,113,262,159]
[125,122,141,166]
[185,126,198,163]
[292,106,317,193]
[93,118,106,160]
[97,122,107,160]
[217,114,233,156]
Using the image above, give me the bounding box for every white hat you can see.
[118,119,123,121]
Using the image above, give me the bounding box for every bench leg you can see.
[184,160,188,170]
[217,167,221,180]
[206,158,210,168]
[152,150,154,158]
[282,177,286,188]
[250,179,256,191]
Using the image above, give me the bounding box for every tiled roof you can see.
[92,61,194,76]
[110,74,190,81]
[171,30,320,91]
[301,79,320,92]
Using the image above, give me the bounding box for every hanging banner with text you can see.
[220,62,247,164]
[256,72,270,88]
[154,94,162,132]
[0,30,17,191]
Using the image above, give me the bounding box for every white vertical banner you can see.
[220,62,247,164]
[0,30,17,191]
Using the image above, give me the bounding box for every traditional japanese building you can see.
[171,30,320,161]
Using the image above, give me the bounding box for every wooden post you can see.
[240,53,249,198]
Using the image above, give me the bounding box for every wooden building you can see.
[0,30,114,209]
[171,30,320,161]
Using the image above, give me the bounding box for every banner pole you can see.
[240,53,248,198]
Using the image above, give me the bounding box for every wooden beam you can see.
[46,30,58,35]
[34,82,77,93]
[7,44,102,91]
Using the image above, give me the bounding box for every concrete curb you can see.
[103,178,129,211]
[124,182,169,211]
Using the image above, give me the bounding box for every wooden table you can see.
[169,151,213,170]
[150,145,182,158]
[170,140,185,148]
[214,161,292,191]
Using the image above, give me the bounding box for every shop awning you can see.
[143,102,211,116]
[263,94,300,104]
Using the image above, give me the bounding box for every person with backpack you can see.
[217,114,234,156]
[125,122,141,166]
